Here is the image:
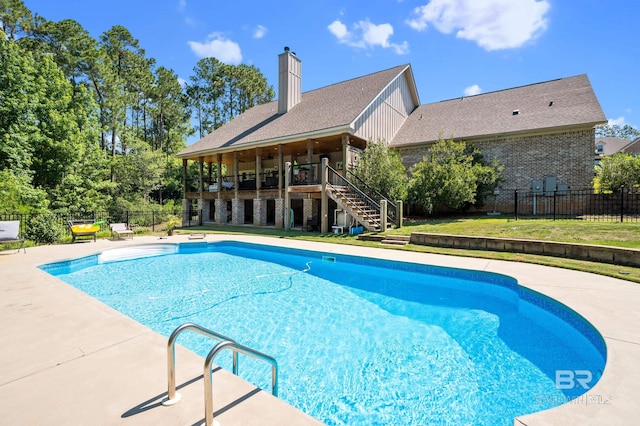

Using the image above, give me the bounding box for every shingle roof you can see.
[390,74,606,147]
[622,138,640,155]
[177,64,410,157]
[596,137,631,156]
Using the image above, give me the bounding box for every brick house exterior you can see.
[178,49,606,228]
[398,128,596,196]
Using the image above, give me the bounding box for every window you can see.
[596,144,604,154]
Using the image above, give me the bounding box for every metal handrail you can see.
[346,169,397,214]
[163,323,238,406]
[327,167,386,228]
[204,340,278,426]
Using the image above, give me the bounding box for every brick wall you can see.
[397,127,596,196]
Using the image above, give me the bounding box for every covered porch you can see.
[180,134,366,231]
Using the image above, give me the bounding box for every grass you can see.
[174,219,640,284]
[389,216,640,248]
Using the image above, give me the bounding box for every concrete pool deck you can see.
[0,235,638,425]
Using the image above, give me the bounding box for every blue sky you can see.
[24,0,640,133]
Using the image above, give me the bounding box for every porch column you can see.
[321,157,329,233]
[306,139,314,182]
[231,198,243,225]
[277,144,284,199]
[256,148,262,200]
[303,197,313,229]
[285,161,292,230]
[198,157,205,221]
[254,199,267,226]
[216,154,222,200]
[198,157,204,198]
[214,199,227,224]
[207,161,213,188]
[341,134,349,177]
[233,152,239,199]
[275,199,284,228]
[182,158,189,225]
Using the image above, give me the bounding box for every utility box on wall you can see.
[544,176,557,196]
[532,180,543,194]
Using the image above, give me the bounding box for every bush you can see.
[25,211,63,244]
[408,138,503,214]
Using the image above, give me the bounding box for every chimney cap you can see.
[284,46,290,52]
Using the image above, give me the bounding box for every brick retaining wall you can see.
[409,232,640,267]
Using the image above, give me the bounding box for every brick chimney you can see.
[278,47,301,114]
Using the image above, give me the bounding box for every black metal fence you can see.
[514,187,640,222]
[0,209,202,237]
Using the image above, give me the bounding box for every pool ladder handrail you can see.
[204,340,278,426]
[163,322,278,426]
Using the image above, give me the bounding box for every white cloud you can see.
[406,0,550,51]
[328,19,409,55]
[188,33,242,64]
[177,0,187,12]
[464,84,482,96]
[177,77,187,88]
[328,20,349,41]
[608,116,626,126]
[253,25,267,39]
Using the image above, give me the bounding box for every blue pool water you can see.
[41,241,606,425]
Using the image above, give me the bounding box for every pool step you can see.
[380,235,410,246]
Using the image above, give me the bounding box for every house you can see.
[176,48,606,231]
[622,137,640,157]
[595,136,632,159]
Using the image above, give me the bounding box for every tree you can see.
[593,152,640,191]
[595,124,640,141]
[408,138,503,214]
[0,0,32,39]
[353,139,408,201]
[186,58,274,136]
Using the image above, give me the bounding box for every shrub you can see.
[25,211,63,244]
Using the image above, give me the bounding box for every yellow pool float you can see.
[70,224,100,233]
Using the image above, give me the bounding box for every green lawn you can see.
[389,217,640,248]
[177,218,640,284]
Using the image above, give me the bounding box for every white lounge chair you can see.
[0,220,26,253]
[110,223,134,240]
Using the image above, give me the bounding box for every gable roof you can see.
[177,64,412,158]
[622,138,640,156]
[596,137,632,156]
[390,74,607,147]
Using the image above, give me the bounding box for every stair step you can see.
[380,239,408,246]
[380,235,410,245]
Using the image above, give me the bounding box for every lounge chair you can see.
[110,223,134,240]
[68,220,99,243]
[0,220,26,253]
[188,233,206,240]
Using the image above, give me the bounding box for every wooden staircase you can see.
[326,185,391,232]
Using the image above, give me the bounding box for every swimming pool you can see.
[41,241,606,425]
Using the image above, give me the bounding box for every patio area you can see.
[0,235,638,425]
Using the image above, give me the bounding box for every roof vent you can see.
[549,101,553,106]
[512,109,520,116]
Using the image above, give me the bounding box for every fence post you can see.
[126,210,129,226]
[620,186,624,223]
[553,189,557,221]
[514,190,518,221]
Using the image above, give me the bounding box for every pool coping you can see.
[1,235,638,425]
